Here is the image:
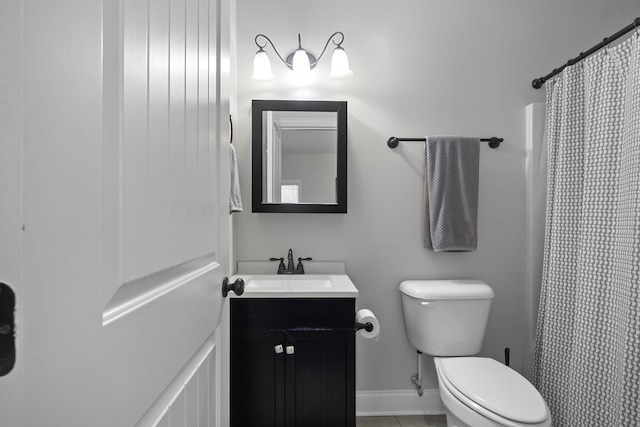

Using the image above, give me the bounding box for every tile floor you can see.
[356,415,447,427]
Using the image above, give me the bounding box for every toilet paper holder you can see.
[355,321,374,333]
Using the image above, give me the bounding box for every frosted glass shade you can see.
[329,47,353,79]
[251,50,274,82]
[292,48,311,80]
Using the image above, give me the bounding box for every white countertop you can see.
[231,263,358,298]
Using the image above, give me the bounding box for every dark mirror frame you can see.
[252,99,347,213]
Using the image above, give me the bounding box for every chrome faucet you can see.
[270,249,312,274]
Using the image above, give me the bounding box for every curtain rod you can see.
[532,17,640,89]
[387,136,502,149]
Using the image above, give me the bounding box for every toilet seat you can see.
[436,357,549,426]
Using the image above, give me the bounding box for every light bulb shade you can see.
[291,48,312,83]
[329,46,353,79]
[251,50,274,82]
[292,48,312,74]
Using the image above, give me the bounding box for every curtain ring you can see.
[634,18,640,37]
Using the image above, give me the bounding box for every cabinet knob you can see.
[274,344,284,354]
[286,345,295,355]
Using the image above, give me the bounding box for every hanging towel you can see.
[423,136,480,251]
[229,143,243,213]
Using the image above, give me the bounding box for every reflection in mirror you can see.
[252,100,347,213]
[262,111,337,204]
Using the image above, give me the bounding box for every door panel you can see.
[115,0,222,304]
[0,1,23,422]
[0,0,231,425]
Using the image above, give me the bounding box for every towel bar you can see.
[387,136,502,149]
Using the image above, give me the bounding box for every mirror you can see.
[252,100,347,213]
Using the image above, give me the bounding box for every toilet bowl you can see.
[399,280,551,427]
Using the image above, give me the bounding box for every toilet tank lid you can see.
[399,280,494,300]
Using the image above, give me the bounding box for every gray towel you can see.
[229,143,243,213]
[423,136,480,251]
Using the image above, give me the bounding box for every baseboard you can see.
[356,389,446,416]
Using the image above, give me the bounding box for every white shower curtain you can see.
[532,34,640,426]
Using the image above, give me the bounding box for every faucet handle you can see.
[269,257,286,273]
[296,257,312,272]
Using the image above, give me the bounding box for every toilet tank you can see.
[399,280,494,356]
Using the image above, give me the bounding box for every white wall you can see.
[233,0,640,403]
[282,153,336,202]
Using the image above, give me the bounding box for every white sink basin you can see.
[246,276,332,289]
[232,274,358,298]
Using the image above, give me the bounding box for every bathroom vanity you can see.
[228,270,358,427]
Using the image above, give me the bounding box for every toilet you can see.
[399,280,551,427]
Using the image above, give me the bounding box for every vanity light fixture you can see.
[251,32,353,82]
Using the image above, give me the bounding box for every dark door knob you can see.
[0,282,16,376]
[222,277,245,298]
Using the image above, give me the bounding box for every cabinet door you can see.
[231,329,286,427]
[230,298,355,427]
[286,330,356,427]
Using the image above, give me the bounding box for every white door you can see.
[0,0,231,426]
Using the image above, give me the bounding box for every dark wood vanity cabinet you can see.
[230,298,356,427]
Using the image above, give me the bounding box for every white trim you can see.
[356,389,446,417]
[218,302,231,426]
[135,332,217,427]
[103,255,219,326]
[524,103,547,380]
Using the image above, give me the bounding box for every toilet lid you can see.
[439,357,548,424]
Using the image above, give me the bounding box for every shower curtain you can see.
[532,34,640,426]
